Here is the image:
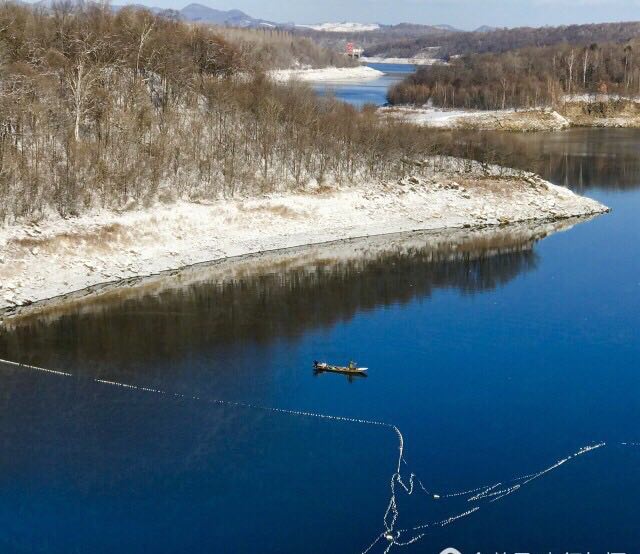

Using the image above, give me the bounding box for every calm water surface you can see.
[312,63,416,107]
[1,128,639,553]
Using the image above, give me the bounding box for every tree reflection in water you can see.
[438,127,640,191]
[0,218,586,373]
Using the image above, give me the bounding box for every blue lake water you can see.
[312,63,416,107]
[1,128,639,553]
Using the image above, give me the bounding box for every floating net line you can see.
[0,357,636,554]
[367,442,608,554]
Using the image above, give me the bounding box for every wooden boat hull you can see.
[316,367,367,375]
[313,362,368,375]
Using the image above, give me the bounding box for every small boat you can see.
[313,360,368,375]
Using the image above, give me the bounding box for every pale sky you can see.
[112,0,640,28]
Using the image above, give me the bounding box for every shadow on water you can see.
[0,219,582,371]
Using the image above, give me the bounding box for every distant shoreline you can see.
[380,106,572,131]
[382,97,640,131]
[361,56,444,66]
[269,65,384,83]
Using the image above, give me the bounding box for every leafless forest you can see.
[0,3,440,223]
[217,26,355,70]
[388,41,640,108]
[365,20,640,59]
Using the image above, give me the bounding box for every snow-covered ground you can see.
[563,93,640,104]
[297,22,381,32]
[381,106,571,131]
[6,217,587,325]
[0,159,607,319]
[269,66,384,83]
[384,99,640,129]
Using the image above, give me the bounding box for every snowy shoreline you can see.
[269,66,384,83]
[0,160,608,321]
[360,56,443,65]
[383,99,640,130]
[2,217,591,326]
[381,106,571,131]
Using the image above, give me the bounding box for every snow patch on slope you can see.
[297,22,381,32]
[269,65,384,83]
[382,106,570,131]
[563,93,640,104]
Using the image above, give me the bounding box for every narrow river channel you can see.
[311,62,416,107]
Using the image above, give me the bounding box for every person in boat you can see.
[348,361,357,370]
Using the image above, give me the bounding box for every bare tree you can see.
[134,18,154,86]
[566,49,575,95]
[582,46,589,87]
[624,45,633,89]
[66,56,100,141]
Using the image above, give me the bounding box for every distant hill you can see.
[364,20,640,59]
[286,22,454,59]
[294,22,463,34]
[177,3,276,27]
[432,24,463,32]
[115,1,278,27]
[297,22,381,33]
[23,2,464,35]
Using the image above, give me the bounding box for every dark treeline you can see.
[388,41,640,109]
[0,3,443,223]
[365,20,640,59]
